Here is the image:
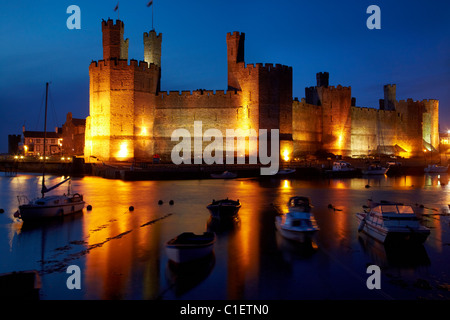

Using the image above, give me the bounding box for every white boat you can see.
[166,232,216,264]
[15,83,85,222]
[17,193,85,221]
[424,164,448,174]
[332,161,356,172]
[356,200,430,244]
[325,161,360,177]
[362,164,388,175]
[275,196,320,243]
[210,171,237,179]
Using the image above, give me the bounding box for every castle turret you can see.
[102,19,128,61]
[226,31,245,91]
[144,30,162,67]
[316,72,329,88]
[383,84,396,111]
[144,30,162,91]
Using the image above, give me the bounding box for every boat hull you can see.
[166,233,216,264]
[356,213,430,245]
[19,200,85,222]
[362,168,388,175]
[0,270,41,300]
[275,216,318,243]
[206,199,241,219]
[424,167,448,173]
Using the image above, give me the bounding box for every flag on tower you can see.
[114,2,119,11]
[147,0,153,7]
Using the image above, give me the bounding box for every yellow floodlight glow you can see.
[117,142,129,159]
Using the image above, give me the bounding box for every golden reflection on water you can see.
[4,173,450,299]
[80,177,163,299]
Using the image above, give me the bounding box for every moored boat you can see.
[210,171,237,179]
[17,193,85,222]
[0,270,41,300]
[166,232,216,264]
[275,196,320,243]
[424,164,448,174]
[325,161,360,177]
[15,83,85,222]
[276,168,296,175]
[356,200,430,244]
[206,198,241,219]
[362,164,388,175]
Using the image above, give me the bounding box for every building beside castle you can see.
[84,19,439,164]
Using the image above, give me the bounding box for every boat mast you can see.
[41,82,49,198]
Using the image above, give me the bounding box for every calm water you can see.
[1,173,450,300]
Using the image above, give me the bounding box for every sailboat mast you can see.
[41,82,49,198]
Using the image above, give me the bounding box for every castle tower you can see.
[383,84,396,111]
[144,30,162,91]
[102,19,128,60]
[226,31,245,91]
[316,72,329,88]
[85,19,160,163]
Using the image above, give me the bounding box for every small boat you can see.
[325,161,360,177]
[206,198,241,219]
[210,171,237,179]
[166,232,216,264]
[276,168,296,175]
[0,270,41,300]
[275,196,320,243]
[356,200,430,244]
[16,83,85,222]
[362,164,388,175]
[424,164,448,174]
[332,161,356,172]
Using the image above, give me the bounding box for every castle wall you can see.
[350,107,398,156]
[292,99,322,156]
[85,19,440,164]
[152,90,256,162]
[316,85,352,156]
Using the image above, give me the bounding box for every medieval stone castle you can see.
[84,19,439,163]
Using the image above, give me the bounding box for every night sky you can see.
[0,0,449,153]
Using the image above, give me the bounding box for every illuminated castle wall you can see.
[85,19,292,162]
[85,19,439,163]
[294,74,439,158]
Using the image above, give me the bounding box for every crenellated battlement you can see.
[307,84,350,91]
[226,31,243,39]
[326,85,351,91]
[240,62,292,73]
[102,18,124,28]
[90,58,160,71]
[143,31,162,39]
[158,89,240,99]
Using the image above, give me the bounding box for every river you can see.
[1,173,450,300]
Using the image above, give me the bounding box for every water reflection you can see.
[1,174,450,300]
[165,253,215,297]
[357,233,431,269]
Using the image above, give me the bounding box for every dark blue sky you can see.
[1,0,449,153]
